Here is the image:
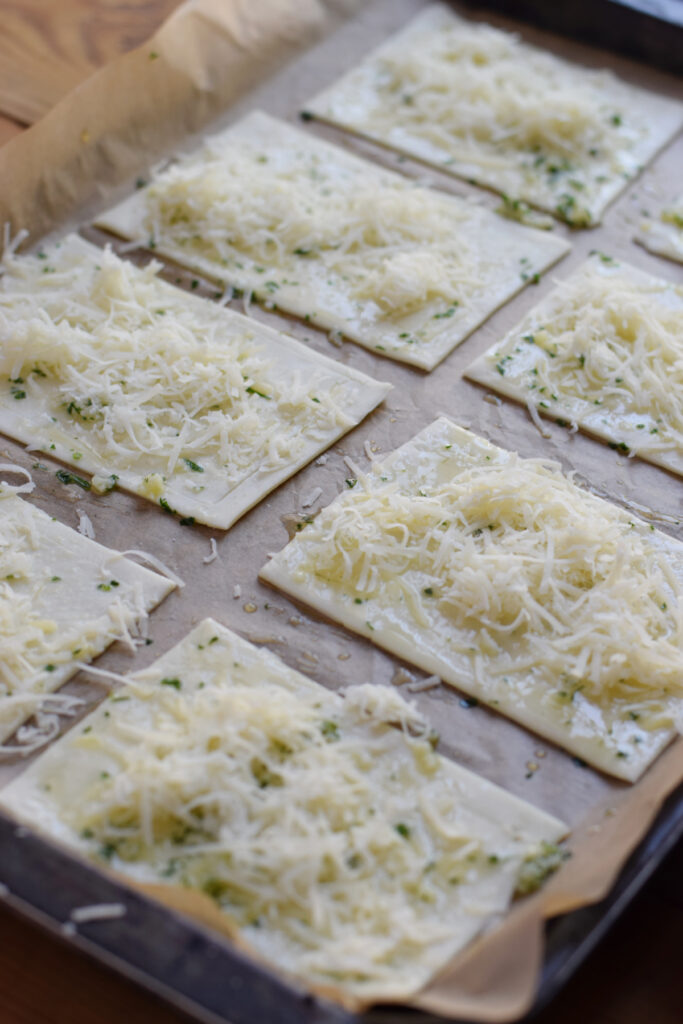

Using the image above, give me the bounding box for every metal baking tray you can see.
[464,0,683,74]
[0,1,682,1020]
[0,788,681,1024]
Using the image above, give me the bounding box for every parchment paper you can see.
[0,0,682,1020]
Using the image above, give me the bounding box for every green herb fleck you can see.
[320,719,339,740]
[433,305,458,319]
[515,842,569,896]
[56,469,90,490]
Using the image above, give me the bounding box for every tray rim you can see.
[0,779,680,1024]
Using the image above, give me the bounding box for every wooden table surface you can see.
[0,3,680,1023]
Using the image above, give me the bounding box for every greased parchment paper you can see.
[0,0,682,1020]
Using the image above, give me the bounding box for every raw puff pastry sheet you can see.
[0,480,174,743]
[305,4,683,226]
[0,234,390,529]
[260,418,683,781]
[0,617,566,1000]
[96,110,569,370]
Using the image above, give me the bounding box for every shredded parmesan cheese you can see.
[70,902,127,924]
[466,257,683,477]
[0,619,565,999]
[261,418,683,781]
[301,486,323,509]
[96,111,568,370]
[202,538,218,564]
[406,675,442,693]
[0,489,173,743]
[0,463,34,494]
[0,235,389,529]
[76,509,95,540]
[307,5,683,226]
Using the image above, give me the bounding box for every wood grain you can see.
[0,0,183,124]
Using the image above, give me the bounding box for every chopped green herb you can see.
[433,305,458,319]
[320,719,339,740]
[97,580,119,591]
[56,469,90,490]
[515,842,569,895]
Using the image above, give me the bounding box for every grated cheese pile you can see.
[465,258,683,476]
[261,420,683,779]
[145,146,477,317]
[96,112,568,370]
[0,236,388,527]
[0,620,565,998]
[0,483,173,744]
[306,5,683,226]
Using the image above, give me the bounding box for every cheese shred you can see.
[96,111,568,370]
[0,619,566,999]
[466,257,683,476]
[0,235,389,528]
[261,419,683,780]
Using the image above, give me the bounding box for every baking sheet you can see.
[0,0,682,1020]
